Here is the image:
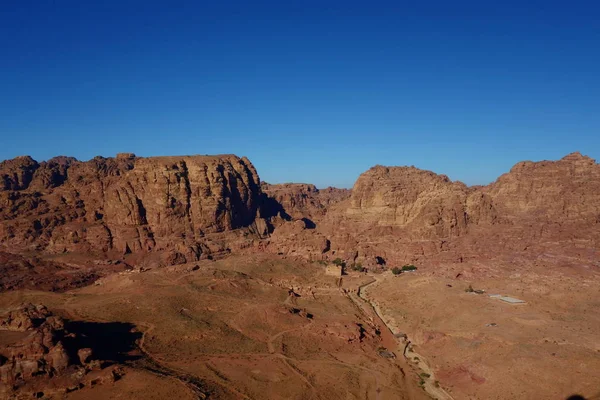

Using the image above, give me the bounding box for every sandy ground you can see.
[363,264,600,400]
[0,254,429,399]
[4,253,597,399]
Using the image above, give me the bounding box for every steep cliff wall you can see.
[346,165,498,239]
[0,154,262,263]
[265,153,600,267]
[260,182,350,221]
[485,152,600,222]
[2,152,598,270]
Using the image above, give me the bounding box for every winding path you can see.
[354,275,454,400]
[61,269,449,399]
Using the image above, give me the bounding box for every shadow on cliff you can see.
[301,217,316,229]
[259,194,316,229]
[63,320,142,365]
[259,193,291,221]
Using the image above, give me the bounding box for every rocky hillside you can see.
[0,304,126,397]
[0,153,262,264]
[1,151,598,272]
[347,165,498,238]
[484,152,600,222]
[260,182,350,221]
[265,152,600,268]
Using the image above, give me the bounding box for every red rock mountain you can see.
[0,154,262,265]
[346,165,498,238]
[265,152,599,268]
[485,152,600,222]
[1,151,598,273]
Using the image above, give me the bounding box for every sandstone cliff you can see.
[0,154,262,264]
[264,152,600,268]
[346,165,499,238]
[260,182,350,222]
[1,151,598,273]
[485,152,600,222]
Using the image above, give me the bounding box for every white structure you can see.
[489,294,526,304]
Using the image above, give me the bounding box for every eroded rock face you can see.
[346,166,507,239]
[485,152,600,222]
[0,304,127,397]
[257,183,350,260]
[0,156,40,191]
[1,151,599,272]
[0,304,71,386]
[267,218,331,260]
[260,182,350,222]
[347,166,473,238]
[264,153,600,268]
[0,154,262,263]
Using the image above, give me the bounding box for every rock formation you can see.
[263,152,600,268]
[0,304,72,387]
[0,151,598,272]
[0,153,262,264]
[484,152,600,222]
[346,165,498,238]
[261,182,350,222]
[0,304,125,397]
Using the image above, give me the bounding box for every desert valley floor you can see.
[1,152,599,399]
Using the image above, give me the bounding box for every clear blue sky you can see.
[1,1,599,188]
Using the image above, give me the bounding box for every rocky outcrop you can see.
[267,219,331,260]
[347,166,471,238]
[0,156,40,191]
[0,154,262,264]
[260,182,350,222]
[258,183,350,260]
[0,305,73,386]
[485,152,600,222]
[0,304,126,397]
[264,153,600,268]
[1,151,598,273]
[346,165,504,239]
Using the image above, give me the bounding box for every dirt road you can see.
[352,275,454,400]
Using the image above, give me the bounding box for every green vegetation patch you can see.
[332,258,346,268]
[350,262,365,272]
